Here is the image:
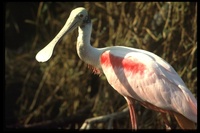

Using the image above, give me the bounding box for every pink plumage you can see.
[100,49,197,128]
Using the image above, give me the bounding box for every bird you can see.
[35,7,197,129]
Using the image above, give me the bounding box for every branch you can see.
[80,107,129,129]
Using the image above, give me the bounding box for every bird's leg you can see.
[129,104,137,130]
[161,113,171,130]
[127,100,137,130]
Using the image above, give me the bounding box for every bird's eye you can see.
[79,14,84,18]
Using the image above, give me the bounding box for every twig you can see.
[80,107,129,129]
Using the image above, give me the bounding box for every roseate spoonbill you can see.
[35,7,197,129]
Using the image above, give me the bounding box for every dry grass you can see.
[5,2,197,129]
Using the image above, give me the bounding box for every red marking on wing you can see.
[101,51,146,75]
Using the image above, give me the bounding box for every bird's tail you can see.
[173,112,196,129]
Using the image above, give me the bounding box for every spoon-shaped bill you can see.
[35,15,80,62]
[35,42,56,62]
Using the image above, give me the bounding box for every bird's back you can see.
[100,46,197,123]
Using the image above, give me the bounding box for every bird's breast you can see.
[100,51,148,101]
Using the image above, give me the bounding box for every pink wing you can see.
[100,48,197,123]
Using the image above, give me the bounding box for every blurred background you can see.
[5,2,197,129]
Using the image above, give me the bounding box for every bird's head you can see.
[65,7,90,31]
[35,7,90,62]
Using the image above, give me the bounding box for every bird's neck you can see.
[76,23,103,69]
